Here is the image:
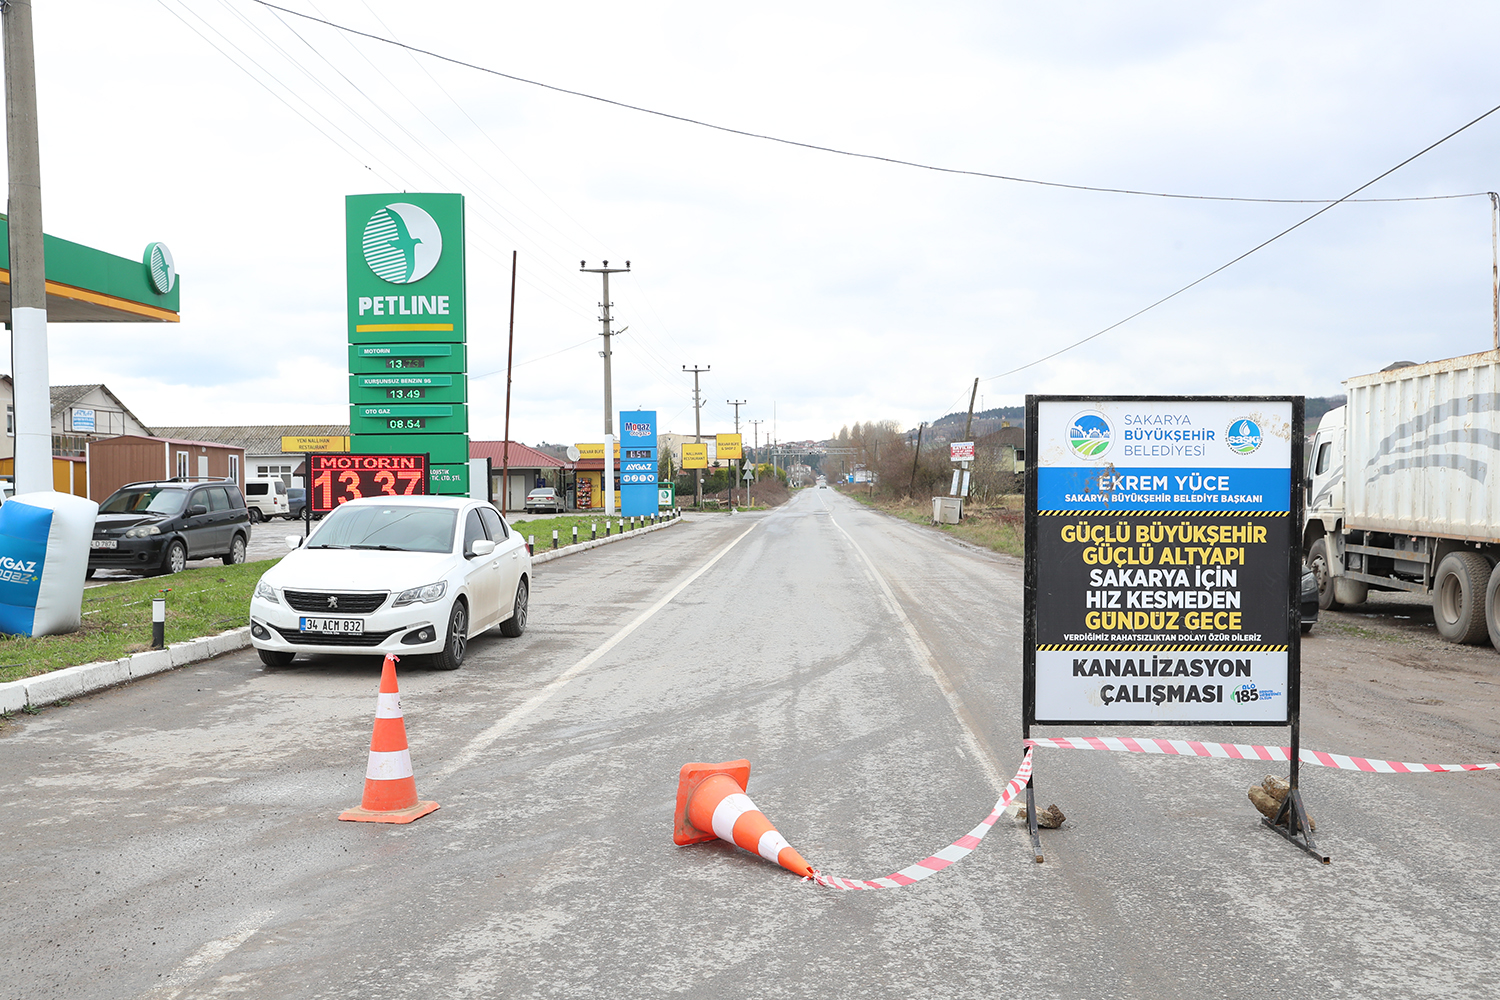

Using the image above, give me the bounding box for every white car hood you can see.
[261,548,459,593]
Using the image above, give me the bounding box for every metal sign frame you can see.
[1022,395,1318,860]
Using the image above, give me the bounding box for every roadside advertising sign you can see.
[658,483,675,508]
[950,441,975,462]
[619,410,658,516]
[574,441,620,461]
[308,453,429,515]
[282,436,350,453]
[347,193,468,495]
[716,433,743,460]
[1024,397,1302,728]
[682,443,708,469]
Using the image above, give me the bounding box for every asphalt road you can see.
[4,490,1499,998]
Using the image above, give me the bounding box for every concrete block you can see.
[128,648,174,678]
[25,663,94,706]
[169,640,201,669]
[0,678,27,714]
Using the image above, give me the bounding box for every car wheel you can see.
[500,577,528,638]
[1300,621,1314,635]
[1308,537,1339,611]
[222,534,247,566]
[1434,551,1490,644]
[158,540,187,576]
[258,649,295,667]
[247,507,263,523]
[431,599,468,670]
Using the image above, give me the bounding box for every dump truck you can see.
[1303,347,1500,648]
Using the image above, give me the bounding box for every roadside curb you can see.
[1,514,689,713]
[527,512,684,564]
[0,627,252,713]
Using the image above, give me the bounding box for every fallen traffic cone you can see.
[339,655,440,824]
[673,759,814,877]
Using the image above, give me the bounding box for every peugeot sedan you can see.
[248,495,530,669]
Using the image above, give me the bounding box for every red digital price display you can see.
[308,453,428,515]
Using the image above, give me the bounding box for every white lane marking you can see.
[145,909,274,998]
[430,522,759,784]
[825,500,1009,793]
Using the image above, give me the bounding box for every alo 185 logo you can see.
[1068,411,1112,459]
[1226,417,1263,455]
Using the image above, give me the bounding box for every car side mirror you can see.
[285,535,304,549]
[188,504,208,517]
[468,539,496,558]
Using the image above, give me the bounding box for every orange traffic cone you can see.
[672,759,814,877]
[339,655,440,824]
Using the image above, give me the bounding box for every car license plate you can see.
[90,540,117,550]
[299,617,364,635]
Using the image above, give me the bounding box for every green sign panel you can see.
[429,463,469,495]
[345,194,467,346]
[348,343,466,375]
[350,404,468,435]
[351,433,470,465]
[347,192,468,494]
[349,373,465,405]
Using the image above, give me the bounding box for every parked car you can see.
[243,477,289,522]
[89,479,251,578]
[248,496,531,670]
[524,487,564,513]
[285,487,307,520]
[1300,567,1319,634]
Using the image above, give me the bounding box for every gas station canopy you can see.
[0,213,179,323]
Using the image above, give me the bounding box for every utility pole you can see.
[726,399,745,505]
[501,251,517,513]
[5,0,49,495]
[962,376,979,441]
[909,422,924,496]
[581,259,630,515]
[684,365,710,507]
[748,419,763,466]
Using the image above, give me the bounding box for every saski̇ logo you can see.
[1226,417,1263,455]
[1068,411,1112,458]
[362,203,443,284]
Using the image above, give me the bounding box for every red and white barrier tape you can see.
[1026,736,1500,773]
[807,748,1033,890]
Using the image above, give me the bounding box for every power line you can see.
[981,99,1500,385]
[247,0,1487,206]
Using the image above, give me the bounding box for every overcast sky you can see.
[22,2,1500,444]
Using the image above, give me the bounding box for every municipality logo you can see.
[362,203,443,284]
[1068,411,1112,459]
[1226,417,1263,455]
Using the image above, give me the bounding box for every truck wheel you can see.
[1308,538,1340,611]
[1433,551,1490,644]
[1485,562,1500,651]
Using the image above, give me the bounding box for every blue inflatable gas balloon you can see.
[0,491,99,637]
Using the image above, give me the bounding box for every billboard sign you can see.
[308,453,429,515]
[1024,396,1301,726]
[283,436,350,453]
[951,441,975,462]
[716,433,743,460]
[619,410,658,516]
[682,443,708,469]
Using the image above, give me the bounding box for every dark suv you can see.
[88,479,252,578]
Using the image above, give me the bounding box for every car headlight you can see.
[253,580,280,604]
[393,581,447,607]
[124,525,160,538]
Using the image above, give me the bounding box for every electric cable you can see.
[247,0,1487,206]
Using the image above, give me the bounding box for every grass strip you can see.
[842,491,1025,558]
[0,559,275,684]
[510,513,669,548]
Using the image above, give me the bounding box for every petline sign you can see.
[1024,396,1303,727]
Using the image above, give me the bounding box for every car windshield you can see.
[307,504,457,553]
[100,488,187,515]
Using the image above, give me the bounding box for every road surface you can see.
[3,488,1498,998]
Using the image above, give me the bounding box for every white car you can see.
[248,495,531,670]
